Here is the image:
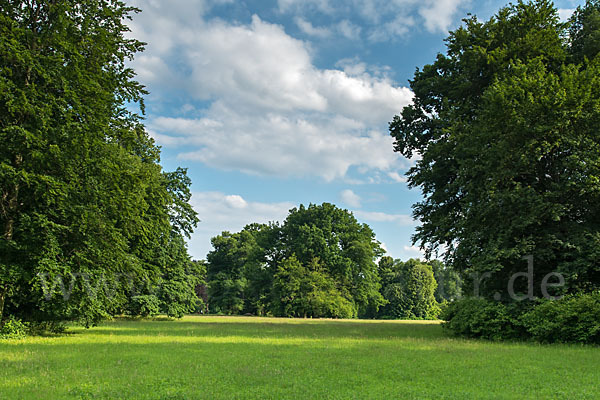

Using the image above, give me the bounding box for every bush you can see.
[0,316,29,339]
[443,293,600,344]
[128,295,161,317]
[441,298,524,341]
[28,321,68,336]
[521,293,600,344]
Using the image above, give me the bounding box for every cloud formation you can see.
[278,0,470,39]
[340,189,362,208]
[129,4,413,181]
[188,192,295,258]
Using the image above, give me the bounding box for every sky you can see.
[125,0,584,261]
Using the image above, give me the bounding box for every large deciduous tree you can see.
[390,0,600,299]
[0,1,198,325]
[206,203,385,318]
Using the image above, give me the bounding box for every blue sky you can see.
[126,0,583,261]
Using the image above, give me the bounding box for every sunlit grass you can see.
[0,316,598,399]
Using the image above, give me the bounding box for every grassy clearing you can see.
[0,316,598,399]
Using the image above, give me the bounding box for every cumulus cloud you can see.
[340,189,362,208]
[418,0,466,33]
[388,171,407,183]
[295,17,332,38]
[275,0,470,38]
[129,5,413,181]
[403,245,426,259]
[188,192,295,259]
[354,210,415,226]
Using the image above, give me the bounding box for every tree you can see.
[378,259,440,319]
[0,1,198,325]
[430,260,462,303]
[205,203,385,318]
[390,0,600,299]
[206,231,250,315]
[271,255,354,318]
[281,203,385,317]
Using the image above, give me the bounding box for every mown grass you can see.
[0,316,598,399]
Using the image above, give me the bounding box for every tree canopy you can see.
[390,0,600,299]
[207,203,386,318]
[0,1,199,325]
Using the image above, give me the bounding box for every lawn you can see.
[0,316,598,399]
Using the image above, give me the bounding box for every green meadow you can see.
[0,316,598,399]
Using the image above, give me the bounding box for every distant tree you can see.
[569,0,600,63]
[206,203,385,318]
[430,260,462,303]
[271,255,354,318]
[206,223,280,315]
[281,203,385,317]
[206,231,251,314]
[390,0,600,298]
[379,259,440,320]
[156,236,206,318]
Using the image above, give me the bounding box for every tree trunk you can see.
[0,286,6,323]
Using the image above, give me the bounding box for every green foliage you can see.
[430,260,462,303]
[281,204,385,317]
[128,295,161,318]
[207,203,384,318]
[0,1,199,325]
[443,293,600,344]
[271,256,355,318]
[156,236,205,318]
[27,320,67,335]
[569,0,600,63]
[379,259,441,320]
[521,292,600,344]
[390,0,600,298]
[441,298,524,341]
[206,229,259,314]
[0,315,28,339]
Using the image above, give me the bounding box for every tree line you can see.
[0,1,201,329]
[205,203,461,319]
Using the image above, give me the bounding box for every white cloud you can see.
[558,8,575,21]
[340,189,362,208]
[380,241,389,253]
[224,195,248,209]
[354,210,415,226]
[277,0,334,15]
[418,0,467,33]
[403,245,425,259]
[275,0,469,38]
[388,171,407,183]
[336,20,362,40]
[367,14,415,42]
[295,17,332,38]
[129,8,413,181]
[188,192,295,259]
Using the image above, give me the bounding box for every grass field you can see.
[0,316,599,399]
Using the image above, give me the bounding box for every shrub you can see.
[441,298,524,341]
[521,293,600,344]
[28,321,67,336]
[128,295,161,317]
[0,316,29,339]
[164,303,187,319]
